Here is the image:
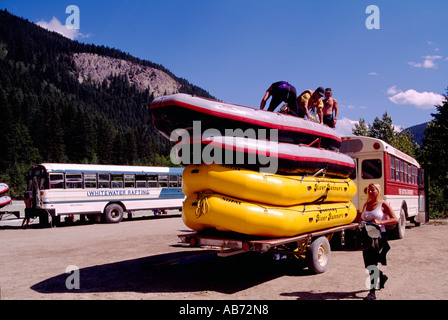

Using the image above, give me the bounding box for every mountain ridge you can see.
[405,122,428,147]
[0,9,213,196]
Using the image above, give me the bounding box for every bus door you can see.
[417,168,428,223]
[357,156,384,213]
[349,158,359,213]
[24,165,47,217]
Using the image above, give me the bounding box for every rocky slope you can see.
[72,52,181,97]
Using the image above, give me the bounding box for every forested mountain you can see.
[0,9,214,196]
[406,122,427,147]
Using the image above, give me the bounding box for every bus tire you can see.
[104,204,124,223]
[396,207,406,239]
[306,236,331,274]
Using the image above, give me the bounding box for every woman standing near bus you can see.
[361,183,399,300]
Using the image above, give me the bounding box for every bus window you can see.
[361,159,382,179]
[169,175,179,188]
[50,174,64,189]
[400,161,406,182]
[148,175,158,188]
[158,174,168,188]
[66,174,82,189]
[98,174,110,188]
[124,174,135,188]
[390,156,395,181]
[405,163,409,183]
[111,174,123,188]
[136,175,147,188]
[84,174,97,189]
[413,167,418,185]
[396,159,400,181]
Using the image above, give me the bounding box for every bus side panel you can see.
[41,189,185,216]
[383,153,419,219]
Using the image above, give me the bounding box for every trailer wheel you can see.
[306,236,331,274]
[104,204,124,223]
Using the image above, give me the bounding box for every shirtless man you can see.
[322,88,338,128]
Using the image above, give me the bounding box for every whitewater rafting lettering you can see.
[87,189,150,196]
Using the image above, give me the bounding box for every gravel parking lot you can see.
[1,213,447,301]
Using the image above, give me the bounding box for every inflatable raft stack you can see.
[150,94,357,238]
[0,183,12,209]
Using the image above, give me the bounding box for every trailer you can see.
[179,223,361,274]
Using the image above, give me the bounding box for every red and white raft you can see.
[173,135,355,178]
[0,183,11,208]
[150,93,342,150]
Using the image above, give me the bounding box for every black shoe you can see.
[380,274,388,289]
[364,291,376,300]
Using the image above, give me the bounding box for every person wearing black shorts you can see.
[260,81,298,116]
[322,88,338,128]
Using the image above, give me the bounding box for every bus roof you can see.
[341,136,420,167]
[36,163,184,175]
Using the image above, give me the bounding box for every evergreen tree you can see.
[369,112,395,145]
[352,118,369,136]
[419,89,448,217]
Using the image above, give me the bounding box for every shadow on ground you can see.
[31,250,315,296]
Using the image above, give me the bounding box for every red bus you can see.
[340,136,427,238]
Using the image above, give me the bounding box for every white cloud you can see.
[335,117,358,136]
[36,17,90,40]
[387,86,444,110]
[408,55,443,69]
[343,104,367,110]
[387,85,399,95]
[368,72,378,76]
[393,124,404,133]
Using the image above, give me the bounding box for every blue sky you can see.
[2,0,448,135]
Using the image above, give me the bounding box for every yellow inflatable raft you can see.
[182,164,357,206]
[183,192,357,238]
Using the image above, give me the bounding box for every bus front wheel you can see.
[104,204,124,223]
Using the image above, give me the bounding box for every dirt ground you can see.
[1,215,447,301]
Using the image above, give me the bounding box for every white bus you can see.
[24,163,184,227]
[340,136,427,239]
